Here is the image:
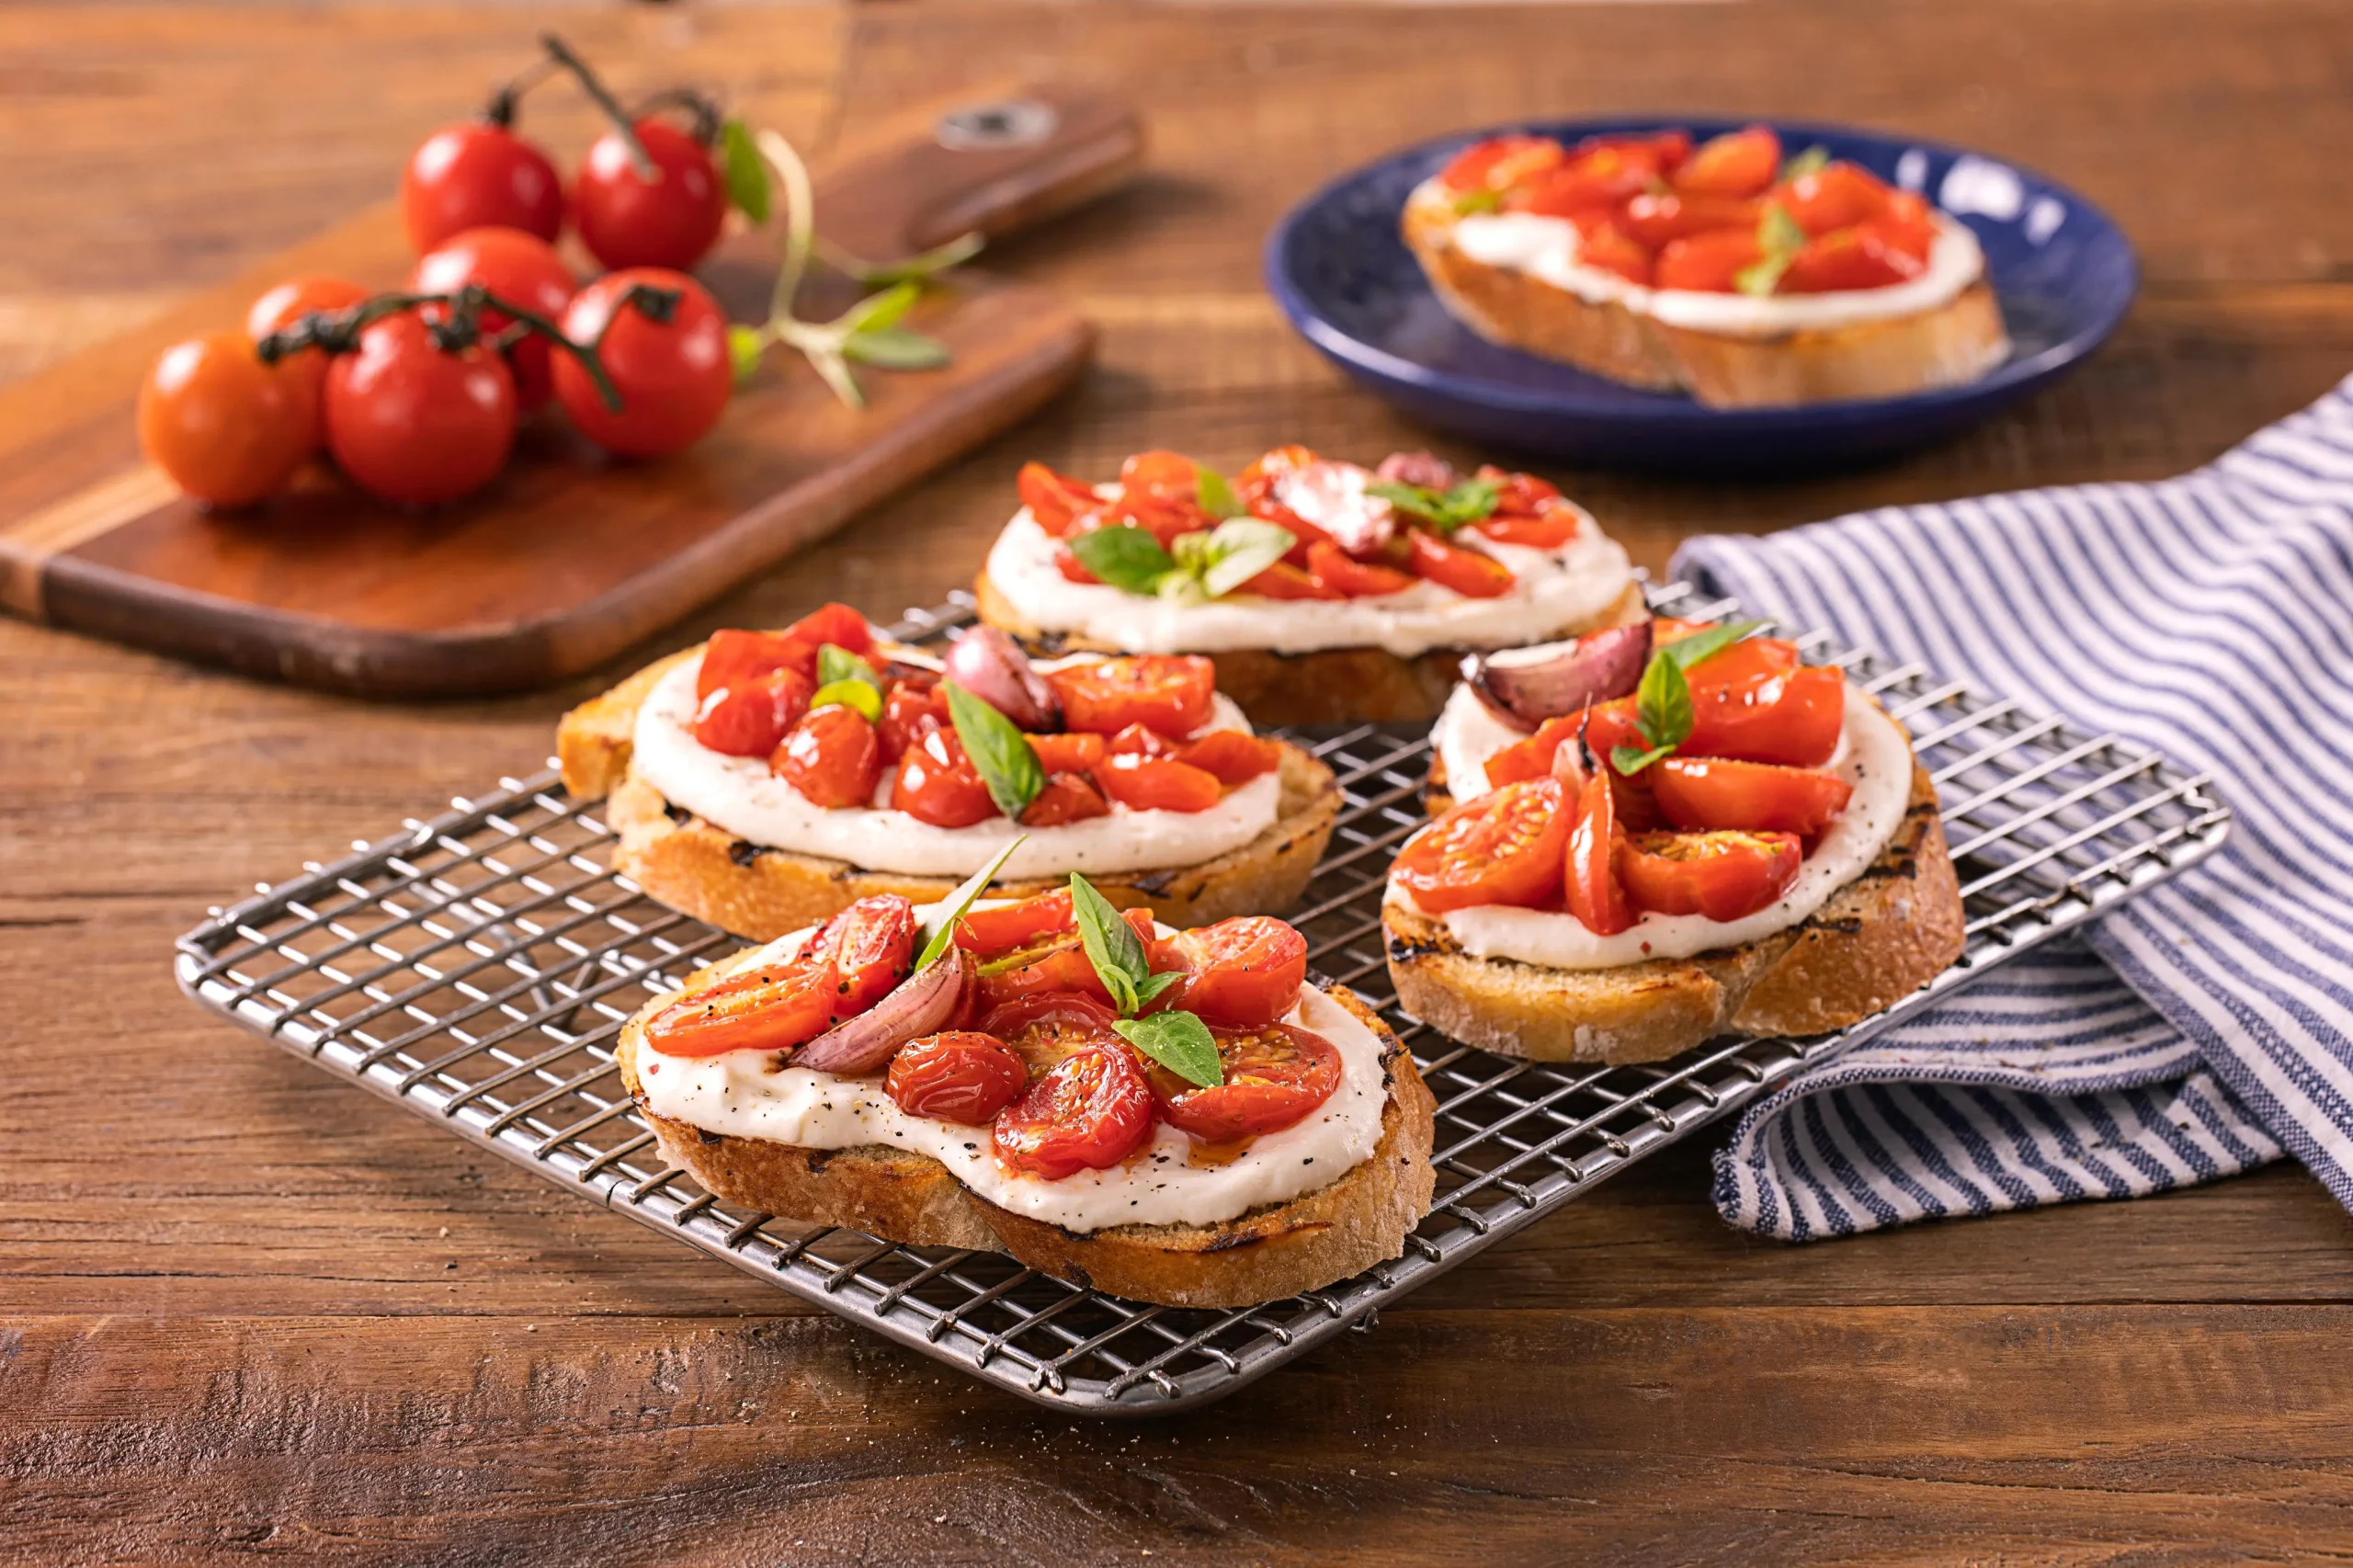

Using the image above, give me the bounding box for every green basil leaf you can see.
[1367,478,1499,535]
[1170,529,1214,574]
[1611,742,1676,777]
[720,119,771,222]
[1066,525,1177,596]
[1067,871,1151,1014]
[1734,204,1808,297]
[1779,144,1832,184]
[1195,464,1247,521]
[1198,519,1297,599]
[1114,1011,1224,1088]
[1438,477,1502,528]
[816,643,881,690]
[1365,479,1444,525]
[1633,649,1696,755]
[1659,618,1768,674]
[842,326,951,369]
[727,324,767,386]
[1133,970,1187,1006]
[914,835,1029,970]
[943,679,1045,820]
[1451,187,1505,216]
[809,679,881,723]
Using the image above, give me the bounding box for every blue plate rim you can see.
[1263,114,2140,425]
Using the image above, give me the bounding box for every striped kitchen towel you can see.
[1671,371,2353,1241]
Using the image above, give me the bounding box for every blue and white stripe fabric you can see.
[1671,372,2353,1240]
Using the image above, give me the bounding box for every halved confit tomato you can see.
[1306,540,1415,598]
[1235,561,1345,600]
[886,1031,1029,1126]
[774,704,881,808]
[1028,732,1108,774]
[1020,772,1111,826]
[1438,135,1565,194]
[1781,222,1928,293]
[1620,191,1762,250]
[1616,830,1802,922]
[1167,916,1308,1027]
[972,908,1163,1014]
[695,608,872,701]
[1114,449,1214,548]
[808,893,917,1017]
[694,668,812,757]
[993,1043,1156,1180]
[1405,530,1516,598]
[878,677,948,766]
[1483,714,1591,791]
[1097,755,1223,812]
[1017,460,1101,538]
[1392,778,1569,913]
[890,727,996,827]
[1653,756,1853,836]
[1673,126,1781,199]
[1777,161,1893,236]
[1510,143,1664,217]
[1147,1023,1343,1142]
[1477,464,1563,517]
[1563,213,1654,287]
[1048,654,1217,739]
[978,992,1125,1075]
[642,953,836,1058]
[1179,730,1281,786]
[1656,227,1766,293]
[1106,722,1176,759]
[955,889,1075,958]
[1473,506,1583,550]
[1564,771,1635,936]
[1683,641,1845,767]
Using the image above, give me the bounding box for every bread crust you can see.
[1400,193,2011,409]
[557,639,1342,940]
[1385,762,1964,1063]
[617,985,1438,1307]
[975,569,1651,727]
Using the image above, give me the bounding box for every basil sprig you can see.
[942,679,1045,819]
[1067,873,1221,1087]
[1733,205,1809,299]
[914,835,1028,971]
[816,642,881,691]
[1066,519,1297,603]
[1365,476,1502,535]
[1609,619,1768,776]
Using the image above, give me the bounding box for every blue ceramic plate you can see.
[1264,118,2137,472]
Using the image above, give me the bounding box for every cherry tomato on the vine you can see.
[323,312,517,506]
[402,122,564,255]
[246,276,369,444]
[554,268,733,459]
[409,226,577,412]
[138,332,316,507]
[574,119,728,273]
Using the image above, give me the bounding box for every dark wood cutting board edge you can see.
[0,83,1140,699]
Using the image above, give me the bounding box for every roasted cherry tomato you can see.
[1021,772,1112,826]
[1019,733,1099,775]
[401,122,565,255]
[1148,1023,1343,1143]
[642,952,835,1058]
[775,703,881,808]
[1874,191,1940,259]
[1483,715,1591,791]
[1305,540,1415,598]
[1653,757,1853,836]
[1564,771,1635,936]
[574,119,727,273]
[886,1032,1029,1126]
[1682,642,1845,767]
[1097,755,1223,813]
[246,275,369,443]
[1477,464,1563,517]
[695,606,874,700]
[1617,830,1802,922]
[1179,730,1282,786]
[1168,917,1309,1027]
[1438,135,1565,194]
[1392,778,1569,913]
[891,727,996,827]
[410,226,577,412]
[1656,227,1766,293]
[807,893,917,1017]
[694,667,813,757]
[137,332,316,507]
[1236,562,1345,600]
[324,312,517,506]
[1106,722,1177,760]
[993,1043,1156,1180]
[554,267,732,459]
[1563,214,1654,287]
[878,677,949,766]
[1780,222,1928,293]
[1673,126,1781,199]
[1405,530,1517,598]
[1510,143,1663,217]
[1620,191,1762,250]
[1473,506,1583,550]
[1048,655,1217,739]
[1109,449,1214,548]
[1017,461,1101,538]
[1778,161,1893,236]
[977,991,1123,1067]
[954,889,1076,959]
[972,909,1161,1016]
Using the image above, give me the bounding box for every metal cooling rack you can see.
[176,587,2229,1415]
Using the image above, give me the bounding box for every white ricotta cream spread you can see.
[633,916,1389,1233]
[631,649,1280,880]
[1415,178,1990,339]
[983,508,1636,658]
[1394,686,1912,970]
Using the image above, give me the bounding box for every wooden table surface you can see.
[9,3,2353,1562]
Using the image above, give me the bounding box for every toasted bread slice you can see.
[1386,762,1964,1063]
[975,570,1651,727]
[1400,195,2011,409]
[558,642,1343,941]
[616,985,1438,1308]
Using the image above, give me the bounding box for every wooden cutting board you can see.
[0,85,1140,698]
